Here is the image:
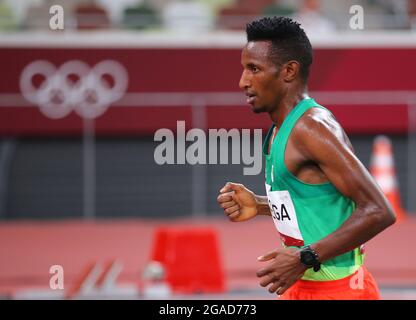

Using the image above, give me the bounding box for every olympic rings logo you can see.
[20,60,129,119]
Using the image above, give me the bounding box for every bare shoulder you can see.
[295,107,343,139]
[292,107,355,155]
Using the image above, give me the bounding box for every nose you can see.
[239,69,250,90]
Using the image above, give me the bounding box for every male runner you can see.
[217,17,396,300]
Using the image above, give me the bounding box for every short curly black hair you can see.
[246,16,313,82]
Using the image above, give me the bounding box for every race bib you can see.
[265,184,304,247]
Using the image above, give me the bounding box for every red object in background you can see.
[150,227,225,294]
[0,47,415,136]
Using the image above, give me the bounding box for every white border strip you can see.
[1,30,416,48]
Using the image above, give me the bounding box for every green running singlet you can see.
[263,97,364,281]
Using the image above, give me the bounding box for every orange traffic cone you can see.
[370,135,406,222]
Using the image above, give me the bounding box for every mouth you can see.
[245,93,256,105]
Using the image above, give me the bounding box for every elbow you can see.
[362,202,396,230]
[385,207,397,227]
[377,204,396,229]
[382,197,397,227]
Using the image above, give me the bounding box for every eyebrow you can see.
[244,62,261,68]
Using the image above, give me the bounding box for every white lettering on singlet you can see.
[265,183,304,245]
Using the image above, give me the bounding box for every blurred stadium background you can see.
[0,0,416,300]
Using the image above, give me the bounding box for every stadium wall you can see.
[0,32,414,219]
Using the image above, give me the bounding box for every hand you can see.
[217,182,258,222]
[256,248,308,296]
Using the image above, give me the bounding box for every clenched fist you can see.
[217,182,258,222]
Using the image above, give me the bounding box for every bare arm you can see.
[295,109,396,262]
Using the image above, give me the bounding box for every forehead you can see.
[241,41,273,64]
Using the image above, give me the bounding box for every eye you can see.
[251,66,260,73]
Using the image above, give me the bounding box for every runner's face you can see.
[239,41,283,113]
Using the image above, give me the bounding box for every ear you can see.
[282,60,300,82]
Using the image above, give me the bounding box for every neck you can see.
[269,85,309,127]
